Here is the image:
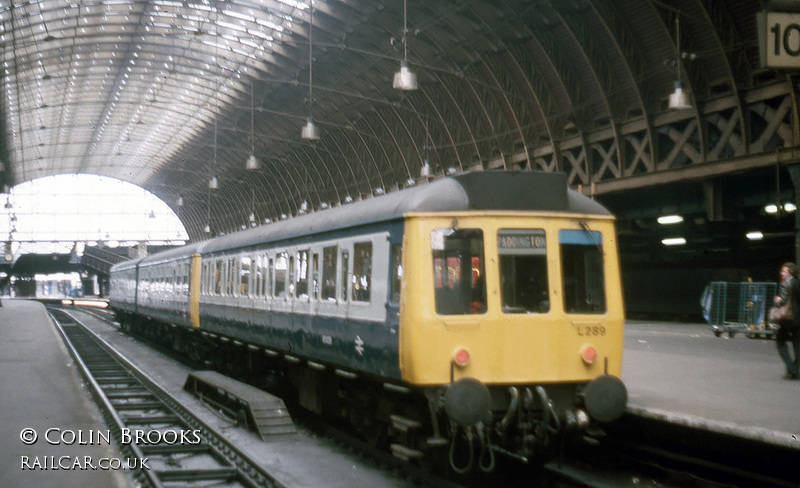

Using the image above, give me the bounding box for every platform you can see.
[0,300,129,488]
[622,320,799,449]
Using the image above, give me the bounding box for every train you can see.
[109,171,627,472]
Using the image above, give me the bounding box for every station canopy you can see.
[0,0,783,240]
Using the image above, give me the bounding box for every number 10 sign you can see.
[758,10,800,69]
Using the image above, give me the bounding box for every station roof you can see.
[0,0,792,241]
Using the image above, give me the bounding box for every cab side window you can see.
[560,229,606,314]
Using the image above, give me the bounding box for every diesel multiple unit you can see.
[110,171,627,472]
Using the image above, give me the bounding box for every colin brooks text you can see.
[21,456,149,470]
[19,428,202,446]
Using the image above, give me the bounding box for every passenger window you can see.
[312,253,320,299]
[390,244,402,306]
[254,256,263,297]
[296,250,309,298]
[289,255,296,297]
[260,255,268,298]
[240,256,251,296]
[340,250,350,302]
[275,253,287,297]
[431,229,487,315]
[215,259,224,295]
[227,258,236,296]
[560,229,606,314]
[267,257,274,297]
[322,246,337,301]
[498,229,550,314]
[352,242,372,303]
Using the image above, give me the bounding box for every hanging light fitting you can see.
[302,116,320,140]
[302,2,321,140]
[420,159,432,178]
[245,154,261,171]
[246,82,262,169]
[668,11,692,110]
[393,0,418,90]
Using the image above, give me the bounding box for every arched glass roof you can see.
[1,174,187,256]
[0,1,784,241]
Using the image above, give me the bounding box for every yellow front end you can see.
[398,211,624,387]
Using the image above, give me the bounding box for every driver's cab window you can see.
[431,228,487,315]
[498,229,550,314]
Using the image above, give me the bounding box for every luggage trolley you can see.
[701,281,778,338]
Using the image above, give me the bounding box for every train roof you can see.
[199,171,609,255]
[111,242,204,271]
[112,171,612,267]
[110,256,146,272]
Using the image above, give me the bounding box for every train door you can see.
[309,250,321,317]
[386,242,403,331]
[294,248,312,322]
[315,244,340,317]
[340,245,351,319]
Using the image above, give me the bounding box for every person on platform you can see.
[774,262,800,380]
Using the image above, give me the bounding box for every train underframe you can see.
[115,311,626,474]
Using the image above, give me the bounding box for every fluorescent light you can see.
[785,202,797,212]
[765,204,779,214]
[657,215,683,225]
[746,231,764,240]
[662,237,687,246]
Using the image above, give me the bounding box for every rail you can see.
[48,308,283,488]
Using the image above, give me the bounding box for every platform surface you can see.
[0,300,129,488]
[622,320,800,448]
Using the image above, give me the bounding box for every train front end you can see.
[398,209,626,469]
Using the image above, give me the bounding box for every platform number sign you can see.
[758,11,800,69]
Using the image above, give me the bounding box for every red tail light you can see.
[454,348,470,367]
[581,345,598,365]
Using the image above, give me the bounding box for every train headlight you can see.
[581,345,598,365]
[453,348,470,367]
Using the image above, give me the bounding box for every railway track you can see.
[59,304,799,488]
[59,306,596,488]
[48,308,283,488]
